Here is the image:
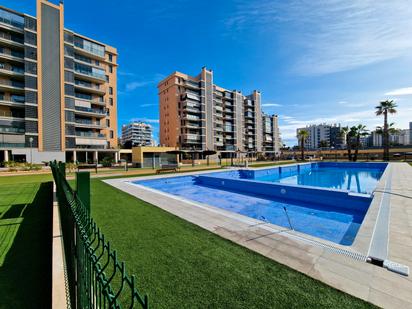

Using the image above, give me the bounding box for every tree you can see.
[341,126,355,161]
[352,124,369,162]
[375,100,397,161]
[297,129,309,161]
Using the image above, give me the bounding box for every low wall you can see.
[195,175,371,212]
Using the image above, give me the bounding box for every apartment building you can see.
[370,129,411,147]
[158,67,281,156]
[297,124,344,149]
[121,122,154,147]
[262,113,281,153]
[0,1,118,164]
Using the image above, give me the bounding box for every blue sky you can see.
[6,0,412,145]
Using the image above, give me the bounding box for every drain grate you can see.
[281,230,368,262]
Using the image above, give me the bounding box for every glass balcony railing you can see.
[0,9,24,29]
[74,63,105,80]
[0,126,24,133]
[75,80,102,91]
[0,32,23,44]
[74,37,105,58]
[0,110,23,118]
[75,106,106,115]
[0,79,24,88]
[75,119,102,126]
[76,131,106,138]
[0,142,25,147]
[0,48,24,59]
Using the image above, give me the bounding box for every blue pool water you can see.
[133,163,387,245]
[247,162,385,194]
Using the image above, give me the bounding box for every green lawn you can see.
[88,178,374,308]
[0,177,52,308]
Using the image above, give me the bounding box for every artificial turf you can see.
[89,178,375,308]
[0,177,52,308]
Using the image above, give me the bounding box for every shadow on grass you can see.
[0,182,53,309]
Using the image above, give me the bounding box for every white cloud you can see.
[262,102,282,107]
[227,0,412,75]
[385,87,412,96]
[126,81,151,91]
[337,101,371,108]
[139,103,157,108]
[130,118,159,124]
[124,73,166,92]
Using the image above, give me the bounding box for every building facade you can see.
[121,122,154,147]
[370,129,411,147]
[262,113,281,153]
[158,67,280,156]
[0,1,118,164]
[297,124,343,149]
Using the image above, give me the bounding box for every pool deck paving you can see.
[105,162,412,308]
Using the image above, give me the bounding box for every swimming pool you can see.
[132,162,387,246]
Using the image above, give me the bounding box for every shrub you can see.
[101,156,114,167]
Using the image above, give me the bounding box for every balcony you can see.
[74,106,107,118]
[73,37,105,60]
[0,94,25,108]
[75,98,105,108]
[182,100,200,109]
[0,126,24,134]
[0,142,24,147]
[0,32,24,47]
[0,63,24,77]
[182,122,201,129]
[75,119,105,129]
[74,81,106,95]
[0,10,24,32]
[0,48,24,62]
[185,106,201,114]
[184,92,201,102]
[0,78,24,92]
[76,131,106,139]
[184,80,199,90]
[245,112,254,119]
[182,114,200,121]
[74,63,106,84]
[0,110,24,119]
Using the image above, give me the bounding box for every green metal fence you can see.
[50,161,149,308]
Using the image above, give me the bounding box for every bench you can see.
[156,164,179,174]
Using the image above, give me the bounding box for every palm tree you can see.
[375,100,397,161]
[352,124,369,162]
[319,140,329,149]
[341,126,354,161]
[297,129,309,161]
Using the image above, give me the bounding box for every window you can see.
[109,98,113,106]
[109,65,113,73]
[106,75,109,82]
[108,54,113,62]
[110,130,114,139]
[106,119,110,127]
[109,87,113,95]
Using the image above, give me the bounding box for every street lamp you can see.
[29,137,34,164]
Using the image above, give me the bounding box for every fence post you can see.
[58,162,66,178]
[76,171,90,215]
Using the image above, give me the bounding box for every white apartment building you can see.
[121,122,154,147]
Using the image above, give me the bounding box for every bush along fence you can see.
[50,161,149,308]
